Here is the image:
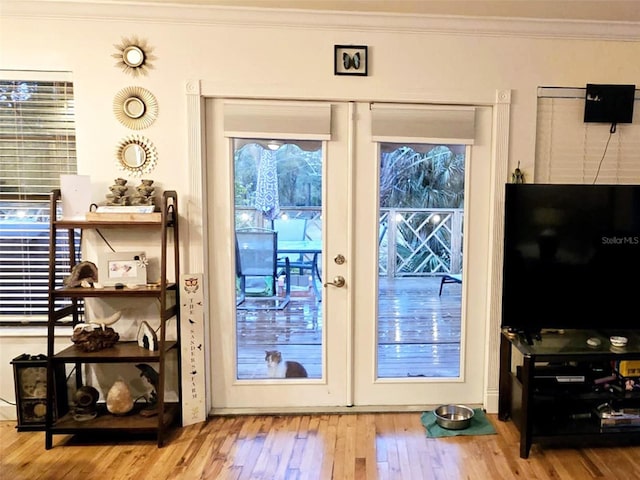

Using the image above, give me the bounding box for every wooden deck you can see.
[237,277,462,379]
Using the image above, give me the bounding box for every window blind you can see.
[371,103,476,144]
[536,87,640,184]
[0,72,79,323]
[223,100,332,140]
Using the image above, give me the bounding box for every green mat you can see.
[421,408,496,438]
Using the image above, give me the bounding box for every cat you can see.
[265,350,308,378]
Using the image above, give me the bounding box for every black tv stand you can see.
[506,328,540,346]
[523,331,540,346]
[499,328,640,458]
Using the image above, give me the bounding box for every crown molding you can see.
[3,0,640,42]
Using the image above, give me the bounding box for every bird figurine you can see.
[135,363,159,415]
[511,162,525,184]
[89,311,122,331]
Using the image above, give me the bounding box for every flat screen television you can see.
[584,83,636,124]
[502,183,640,336]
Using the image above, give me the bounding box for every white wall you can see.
[1,0,639,419]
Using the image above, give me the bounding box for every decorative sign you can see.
[60,174,91,220]
[180,273,206,426]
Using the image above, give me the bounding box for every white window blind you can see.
[223,100,332,140]
[0,72,79,323]
[371,103,476,144]
[536,87,640,184]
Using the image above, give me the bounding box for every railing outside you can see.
[236,207,463,278]
[379,208,463,277]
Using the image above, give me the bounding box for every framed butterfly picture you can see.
[334,45,368,76]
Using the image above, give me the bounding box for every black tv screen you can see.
[501,183,640,334]
[584,83,635,124]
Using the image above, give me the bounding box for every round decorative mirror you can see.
[123,45,145,67]
[115,134,157,176]
[123,97,145,118]
[122,143,146,168]
[112,37,155,77]
[113,86,158,129]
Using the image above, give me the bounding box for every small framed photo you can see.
[99,251,148,286]
[334,45,368,76]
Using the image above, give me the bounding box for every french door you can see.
[206,99,492,411]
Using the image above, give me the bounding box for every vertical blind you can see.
[536,87,640,184]
[0,72,78,323]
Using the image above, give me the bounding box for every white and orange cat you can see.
[265,350,308,378]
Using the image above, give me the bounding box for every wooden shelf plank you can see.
[53,341,177,362]
[51,403,179,432]
[55,214,163,228]
[51,284,176,298]
[85,212,162,223]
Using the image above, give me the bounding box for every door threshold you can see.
[209,403,483,416]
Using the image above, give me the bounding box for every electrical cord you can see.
[592,122,615,184]
[95,229,116,252]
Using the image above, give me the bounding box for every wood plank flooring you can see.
[2,413,639,479]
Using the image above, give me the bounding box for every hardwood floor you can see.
[2,413,639,479]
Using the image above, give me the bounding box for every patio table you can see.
[277,240,322,298]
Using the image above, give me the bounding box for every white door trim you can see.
[184,83,511,414]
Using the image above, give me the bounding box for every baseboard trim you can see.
[0,404,17,422]
[209,403,485,416]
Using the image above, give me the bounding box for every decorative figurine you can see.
[71,323,119,352]
[129,179,155,207]
[64,261,99,288]
[136,321,158,351]
[135,363,159,417]
[106,379,134,415]
[73,385,100,421]
[106,177,130,205]
[511,162,525,184]
[88,311,122,331]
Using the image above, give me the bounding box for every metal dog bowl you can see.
[434,404,474,430]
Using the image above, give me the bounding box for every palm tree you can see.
[379,145,464,209]
[234,141,465,275]
[379,144,465,275]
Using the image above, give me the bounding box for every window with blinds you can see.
[0,72,79,324]
[536,86,640,184]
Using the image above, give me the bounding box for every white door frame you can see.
[206,99,352,410]
[351,102,493,407]
[184,81,511,414]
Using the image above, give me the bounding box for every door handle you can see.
[323,276,345,288]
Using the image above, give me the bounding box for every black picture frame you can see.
[334,45,368,76]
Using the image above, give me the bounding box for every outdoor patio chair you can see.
[439,273,462,296]
[235,228,291,310]
[272,218,314,275]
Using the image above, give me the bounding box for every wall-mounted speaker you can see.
[584,83,636,124]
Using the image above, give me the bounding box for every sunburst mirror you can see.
[112,36,156,77]
[113,86,158,130]
[115,134,158,176]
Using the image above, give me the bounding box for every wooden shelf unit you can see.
[44,189,181,449]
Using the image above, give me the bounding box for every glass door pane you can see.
[377,143,465,379]
[233,139,323,380]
